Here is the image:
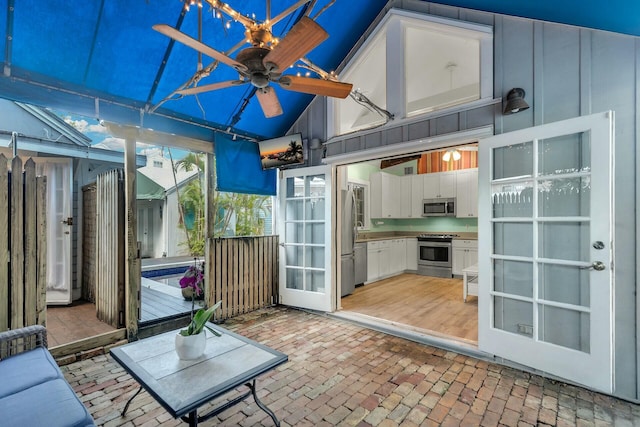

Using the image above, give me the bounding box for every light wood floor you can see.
[340,273,478,342]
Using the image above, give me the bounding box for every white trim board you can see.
[323,125,493,166]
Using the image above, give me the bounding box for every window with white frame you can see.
[336,30,387,135]
[331,10,493,137]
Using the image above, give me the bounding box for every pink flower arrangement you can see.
[179,263,204,298]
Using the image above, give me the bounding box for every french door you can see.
[478,111,614,393]
[278,165,333,312]
[35,159,73,305]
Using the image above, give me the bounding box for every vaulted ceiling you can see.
[1,0,639,143]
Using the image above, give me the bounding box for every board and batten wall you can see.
[287,0,639,401]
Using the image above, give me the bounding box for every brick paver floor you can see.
[61,306,640,427]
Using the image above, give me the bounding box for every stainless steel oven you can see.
[416,234,457,277]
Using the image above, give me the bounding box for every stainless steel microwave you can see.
[422,198,456,217]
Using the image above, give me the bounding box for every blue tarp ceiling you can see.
[1,0,639,143]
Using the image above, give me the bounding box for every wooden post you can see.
[23,159,37,326]
[124,135,139,340]
[10,156,24,329]
[36,176,47,326]
[204,153,215,308]
[0,154,8,331]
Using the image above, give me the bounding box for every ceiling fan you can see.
[153,0,353,118]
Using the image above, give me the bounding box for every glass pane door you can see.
[35,159,73,305]
[479,112,613,393]
[279,166,332,311]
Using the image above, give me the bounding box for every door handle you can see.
[580,261,606,271]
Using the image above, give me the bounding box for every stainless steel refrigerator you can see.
[341,189,356,297]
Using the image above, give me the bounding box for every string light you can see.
[182,0,202,11]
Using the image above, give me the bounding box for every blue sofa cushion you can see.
[0,378,95,427]
[0,347,62,399]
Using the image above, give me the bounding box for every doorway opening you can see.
[336,143,480,346]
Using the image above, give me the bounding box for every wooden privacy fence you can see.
[95,169,125,328]
[206,236,279,320]
[0,155,47,332]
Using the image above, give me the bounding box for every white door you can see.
[278,165,333,311]
[137,202,155,258]
[36,159,73,305]
[478,111,614,393]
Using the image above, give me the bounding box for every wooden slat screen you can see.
[0,154,47,331]
[82,184,97,303]
[95,169,125,328]
[206,236,279,320]
[418,150,478,173]
[0,155,8,331]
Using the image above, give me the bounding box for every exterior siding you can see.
[287,0,639,401]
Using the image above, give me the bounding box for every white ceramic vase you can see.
[175,331,206,360]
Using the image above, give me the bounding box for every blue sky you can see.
[60,112,189,159]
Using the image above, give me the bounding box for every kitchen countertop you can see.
[356,231,477,242]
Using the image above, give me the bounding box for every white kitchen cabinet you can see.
[410,175,423,218]
[439,172,457,198]
[456,168,478,218]
[367,243,378,282]
[381,174,401,218]
[369,172,400,218]
[390,239,407,273]
[452,239,478,275]
[369,172,382,218]
[400,175,413,218]
[423,171,457,199]
[366,240,391,282]
[405,237,418,271]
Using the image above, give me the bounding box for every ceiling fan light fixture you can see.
[503,88,530,115]
[442,149,461,162]
[154,3,350,119]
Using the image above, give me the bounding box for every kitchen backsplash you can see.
[367,217,478,233]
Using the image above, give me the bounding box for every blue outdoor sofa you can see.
[0,325,95,427]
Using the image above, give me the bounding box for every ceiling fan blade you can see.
[176,80,246,95]
[279,76,353,98]
[256,86,283,118]
[153,24,247,73]
[263,17,328,72]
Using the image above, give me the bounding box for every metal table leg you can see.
[121,386,143,416]
[248,380,280,427]
[195,379,280,426]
